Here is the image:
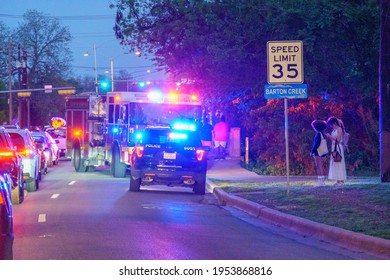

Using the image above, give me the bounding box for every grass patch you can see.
[209,178,390,240]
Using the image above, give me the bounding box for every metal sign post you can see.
[284,98,290,193]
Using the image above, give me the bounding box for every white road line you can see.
[69,181,76,185]
[51,194,60,199]
[38,214,46,223]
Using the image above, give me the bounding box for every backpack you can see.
[341,130,350,152]
[317,133,329,156]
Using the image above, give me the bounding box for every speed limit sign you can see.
[267,41,303,84]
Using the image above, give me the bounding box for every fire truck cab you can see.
[66,89,202,177]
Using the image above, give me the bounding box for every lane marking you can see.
[69,181,76,185]
[51,194,60,199]
[38,214,46,223]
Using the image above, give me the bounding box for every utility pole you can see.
[18,49,29,128]
[94,44,98,93]
[380,0,390,182]
[7,41,13,123]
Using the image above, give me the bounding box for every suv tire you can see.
[111,144,126,178]
[129,176,141,192]
[193,176,206,195]
[26,177,38,192]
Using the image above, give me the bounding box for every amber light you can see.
[19,149,31,157]
[191,94,198,101]
[196,149,205,161]
[135,146,144,158]
[73,129,82,137]
[168,91,179,102]
[114,95,121,102]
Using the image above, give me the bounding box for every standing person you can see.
[199,117,213,148]
[310,120,328,186]
[326,116,347,186]
[212,115,229,160]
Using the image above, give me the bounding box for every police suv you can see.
[129,123,208,195]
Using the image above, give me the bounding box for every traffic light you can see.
[99,79,111,91]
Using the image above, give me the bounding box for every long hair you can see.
[327,116,343,129]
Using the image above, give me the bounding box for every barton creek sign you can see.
[264,84,307,99]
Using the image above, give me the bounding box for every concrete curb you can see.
[206,179,390,259]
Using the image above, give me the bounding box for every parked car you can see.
[129,125,209,194]
[0,171,14,260]
[32,131,60,167]
[0,126,25,204]
[35,141,48,176]
[3,125,40,192]
[45,127,66,158]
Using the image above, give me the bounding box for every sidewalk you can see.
[205,157,390,259]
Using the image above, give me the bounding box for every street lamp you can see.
[84,44,98,93]
[110,51,148,92]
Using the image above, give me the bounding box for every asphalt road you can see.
[9,160,376,260]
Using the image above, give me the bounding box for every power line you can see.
[0,13,114,21]
[73,65,154,70]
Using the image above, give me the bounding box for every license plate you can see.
[163,152,176,160]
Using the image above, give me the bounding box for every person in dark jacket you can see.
[310,120,328,186]
[199,117,213,148]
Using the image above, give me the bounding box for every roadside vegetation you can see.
[1,2,383,178]
[210,178,390,240]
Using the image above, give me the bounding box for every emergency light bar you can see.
[107,91,201,105]
[172,122,197,131]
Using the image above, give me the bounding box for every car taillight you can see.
[0,192,4,205]
[196,149,205,161]
[0,150,14,158]
[135,146,144,158]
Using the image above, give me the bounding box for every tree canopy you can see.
[112,0,380,176]
[0,10,73,126]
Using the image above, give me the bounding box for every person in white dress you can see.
[326,116,347,186]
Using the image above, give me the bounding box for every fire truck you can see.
[65,89,202,177]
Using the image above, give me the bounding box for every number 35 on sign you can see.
[267,41,303,84]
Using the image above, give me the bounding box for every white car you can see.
[4,125,40,192]
[32,131,60,167]
[46,127,66,158]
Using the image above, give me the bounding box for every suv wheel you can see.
[193,176,206,195]
[53,152,59,165]
[111,144,126,178]
[26,178,38,192]
[11,186,21,205]
[129,176,141,192]
[48,154,54,167]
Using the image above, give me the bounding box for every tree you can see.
[11,10,73,126]
[0,22,12,79]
